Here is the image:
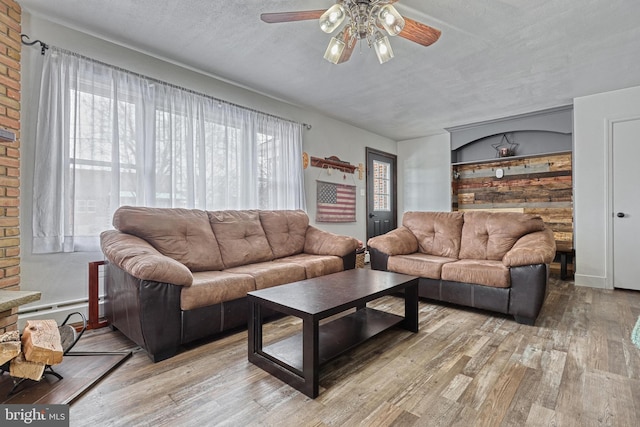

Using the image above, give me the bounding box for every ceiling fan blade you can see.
[398,17,441,47]
[260,10,326,24]
[336,31,357,64]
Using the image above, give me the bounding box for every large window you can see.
[33,48,306,253]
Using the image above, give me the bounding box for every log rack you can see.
[1,312,86,396]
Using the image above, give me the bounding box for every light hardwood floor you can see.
[70,277,640,426]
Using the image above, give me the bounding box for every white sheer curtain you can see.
[32,47,306,253]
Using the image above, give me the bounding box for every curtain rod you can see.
[21,34,48,55]
[20,34,312,130]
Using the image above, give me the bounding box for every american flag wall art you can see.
[316,180,356,223]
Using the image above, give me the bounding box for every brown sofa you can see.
[367,211,556,325]
[100,207,359,362]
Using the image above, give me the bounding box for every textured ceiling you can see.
[18,0,640,140]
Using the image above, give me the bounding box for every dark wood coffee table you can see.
[247,268,419,398]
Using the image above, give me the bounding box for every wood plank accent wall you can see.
[0,0,21,333]
[452,152,573,251]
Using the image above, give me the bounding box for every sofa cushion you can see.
[208,210,274,268]
[113,206,224,272]
[259,210,308,259]
[403,211,464,258]
[181,271,256,310]
[274,253,344,278]
[387,253,457,280]
[459,211,547,261]
[441,259,510,288]
[224,261,306,290]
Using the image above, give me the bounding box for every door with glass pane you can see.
[366,148,397,240]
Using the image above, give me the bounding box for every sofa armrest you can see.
[303,226,359,257]
[368,247,389,271]
[101,230,193,286]
[509,264,549,325]
[367,226,418,256]
[502,227,557,267]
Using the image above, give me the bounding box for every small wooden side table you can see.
[556,249,575,280]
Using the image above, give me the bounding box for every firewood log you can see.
[0,330,21,365]
[10,353,45,380]
[0,330,20,343]
[0,341,20,365]
[21,320,63,365]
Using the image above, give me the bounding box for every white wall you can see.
[573,85,640,289]
[397,133,452,216]
[302,118,395,242]
[19,13,395,325]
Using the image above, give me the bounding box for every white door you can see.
[612,118,640,290]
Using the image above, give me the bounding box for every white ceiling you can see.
[18,0,640,140]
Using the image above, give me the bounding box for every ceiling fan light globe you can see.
[374,35,394,64]
[324,36,346,64]
[378,5,405,36]
[319,4,346,33]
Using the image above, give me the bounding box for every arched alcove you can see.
[453,130,571,163]
[448,106,572,164]
[448,105,575,277]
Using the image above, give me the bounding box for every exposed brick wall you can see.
[0,0,21,333]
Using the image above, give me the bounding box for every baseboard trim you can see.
[574,274,609,289]
[17,301,104,330]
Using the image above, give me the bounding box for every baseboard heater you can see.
[18,299,103,330]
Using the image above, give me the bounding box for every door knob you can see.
[617,212,625,218]
[369,213,376,218]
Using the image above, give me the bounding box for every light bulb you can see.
[384,13,395,26]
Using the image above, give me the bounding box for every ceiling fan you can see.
[261,0,441,64]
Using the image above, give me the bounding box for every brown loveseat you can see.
[367,211,556,325]
[100,207,359,362]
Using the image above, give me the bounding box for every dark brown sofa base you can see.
[106,250,357,362]
[106,265,285,362]
[106,263,182,362]
[369,247,548,326]
[181,298,283,344]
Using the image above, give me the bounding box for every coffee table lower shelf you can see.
[263,307,403,374]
